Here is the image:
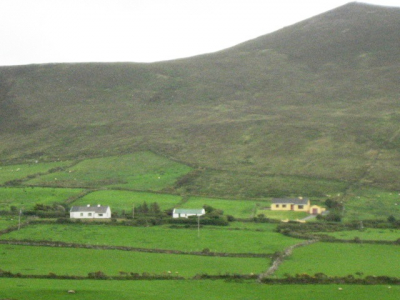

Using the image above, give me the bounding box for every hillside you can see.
[0,2,400,198]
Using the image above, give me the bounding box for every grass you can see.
[0,161,72,185]
[25,152,192,191]
[0,216,21,230]
[1,5,400,199]
[1,279,399,300]
[228,222,284,230]
[0,187,83,211]
[73,190,182,213]
[315,228,400,241]
[256,209,309,221]
[275,243,400,278]
[0,244,267,277]
[0,223,298,254]
[180,196,268,218]
[187,170,348,199]
[343,187,400,220]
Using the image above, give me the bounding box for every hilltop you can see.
[0,2,400,198]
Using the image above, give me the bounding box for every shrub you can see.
[226,215,235,222]
[56,217,72,224]
[324,212,342,222]
[88,271,108,279]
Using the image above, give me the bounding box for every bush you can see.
[324,212,342,222]
[88,271,108,279]
[226,215,235,222]
[56,217,72,224]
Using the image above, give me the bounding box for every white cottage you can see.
[172,208,205,218]
[70,205,111,219]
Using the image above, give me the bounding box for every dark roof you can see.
[272,198,309,205]
[70,205,110,213]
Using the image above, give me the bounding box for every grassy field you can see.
[73,190,182,213]
[180,196,268,218]
[1,279,399,300]
[256,209,309,221]
[343,187,400,220]
[0,223,298,254]
[0,187,83,211]
[25,152,192,190]
[0,244,267,277]
[0,216,21,230]
[316,228,400,241]
[223,222,282,231]
[0,161,72,185]
[275,243,400,278]
[187,170,348,199]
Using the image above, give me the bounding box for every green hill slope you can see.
[0,2,399,197]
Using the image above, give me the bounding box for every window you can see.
[275,204,280,208]
[98,214,103,217]
[298,205,304,209]
[80,213,83,216]
[282,205,286,208]
[88,213,92,216]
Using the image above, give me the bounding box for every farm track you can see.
[257,239,318,282]
[0,239,270,258]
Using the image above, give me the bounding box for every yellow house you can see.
[271,197,310,212]
[271,197,326,215]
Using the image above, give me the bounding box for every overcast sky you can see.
[0,0,399,66]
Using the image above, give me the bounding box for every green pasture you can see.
[73,190,181,213]
[0,216,21,230]
[1,279,399,300]
[0,244,266,277]
[180,196,269,218]
[188,169,348,199]
[0,161,72,185]
[316,228,400,241]
[0,187,83,211]
[275,243,400,278]
[0,223,298,254]
[228,222,282,231]
[343,188,400,220]
[25,152,192,190]
[256,209,309,221]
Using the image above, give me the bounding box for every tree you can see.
[325,198,343,210]
[150,202,161,214]
[139,201,149,214]
[203,204,215,214]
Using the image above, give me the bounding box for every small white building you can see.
[70,205,111,219]
[172,208,205,218]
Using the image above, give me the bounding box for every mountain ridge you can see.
[0,2,399,197]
